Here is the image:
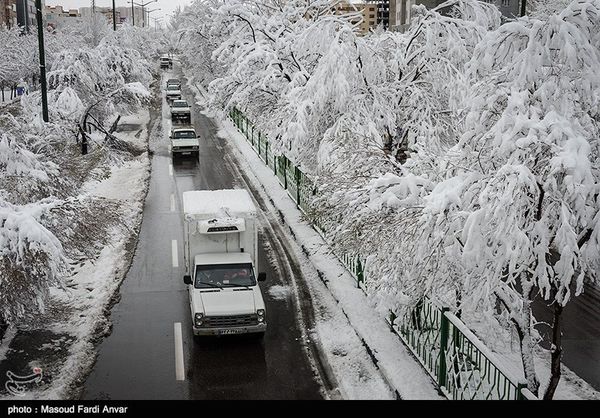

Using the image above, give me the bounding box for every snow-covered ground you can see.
[187,76,442,400]
[0,110,152,400]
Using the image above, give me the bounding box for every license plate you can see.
[219,329,244,335]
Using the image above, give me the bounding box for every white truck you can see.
[182,189,267,337]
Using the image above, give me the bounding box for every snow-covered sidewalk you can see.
[0,110,152,400]
[189,79,442,400]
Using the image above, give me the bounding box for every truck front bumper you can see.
[193,323,267,336]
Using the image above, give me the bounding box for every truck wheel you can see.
[195,151,200,160]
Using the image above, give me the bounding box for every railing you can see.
[388,300,530,400]
[229,107,530,400]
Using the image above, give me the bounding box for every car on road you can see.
[170,99,191,123]
[160,56,172,69]
[166,83,181,103]
[170,127,199,159]
[166,78,181,89]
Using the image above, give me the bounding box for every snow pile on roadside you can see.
[0,111,151,400]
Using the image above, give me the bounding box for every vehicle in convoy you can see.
[170,127,200,159]
[170,99,191,123]
[166,78,181,89]
[166,83,181,103]
[160,56,172,69]
[182,189,267,337]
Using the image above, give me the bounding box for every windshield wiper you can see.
[198,282,222,289]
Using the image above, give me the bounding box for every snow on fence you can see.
[229,107,531,400]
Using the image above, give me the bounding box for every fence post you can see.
[283,157,288,190]
[517,383,527,400]
[295,166,301,207]
[258,130,262,153]
[389,311,397,332]
[273,154,277,175]
[356,257,364,288]
[438,307,450,389]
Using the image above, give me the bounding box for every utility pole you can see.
[34,0,48,122]
[520,0,526,17]
[131,2,135,26]
[112,0,116,31]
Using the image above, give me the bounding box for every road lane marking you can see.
[174,322,185,381]
[172,240,179,268]
[170,194,175,212]
[169,164,173,176]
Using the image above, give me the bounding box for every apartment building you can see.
[1,0,18,29]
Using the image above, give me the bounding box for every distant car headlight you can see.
[257,309,265,323]
[195,313,204,326]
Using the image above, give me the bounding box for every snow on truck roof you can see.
[183,190,257,218]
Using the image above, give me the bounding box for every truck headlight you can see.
[194,313,204,326]
[257,309,265,323]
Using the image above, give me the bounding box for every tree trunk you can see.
[543,303,563,400]
[514,279,541,396]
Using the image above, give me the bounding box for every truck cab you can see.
[182,190,267,337]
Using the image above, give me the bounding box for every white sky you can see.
[45,0,191,25]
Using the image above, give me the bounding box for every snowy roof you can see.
[183,189,257,219]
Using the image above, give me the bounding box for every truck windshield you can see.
[167,85,179,90]
[173,101,188,107]
[195,263,256,288]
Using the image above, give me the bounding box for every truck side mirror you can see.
[258,272,266,282]
[183,275,192,285]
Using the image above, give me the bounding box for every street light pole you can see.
[34,0,48,122]
[112,0,116,31]
[131,1,135,26]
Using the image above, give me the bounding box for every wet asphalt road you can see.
[533,282,600,391]
[80,65,323,400]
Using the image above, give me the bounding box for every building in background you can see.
[334,2,378,34]
[16,0,40,31]
[45,4,80,30]
[79,6,121,27]
[1,0,18,29]
[391,0,521,32]
[116,6,143,27]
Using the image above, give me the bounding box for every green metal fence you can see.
[228,106,529,400]
[387,299,529,400]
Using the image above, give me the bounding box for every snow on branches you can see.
[179,0,600,398]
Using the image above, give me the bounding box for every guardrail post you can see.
[438,307,450,389]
